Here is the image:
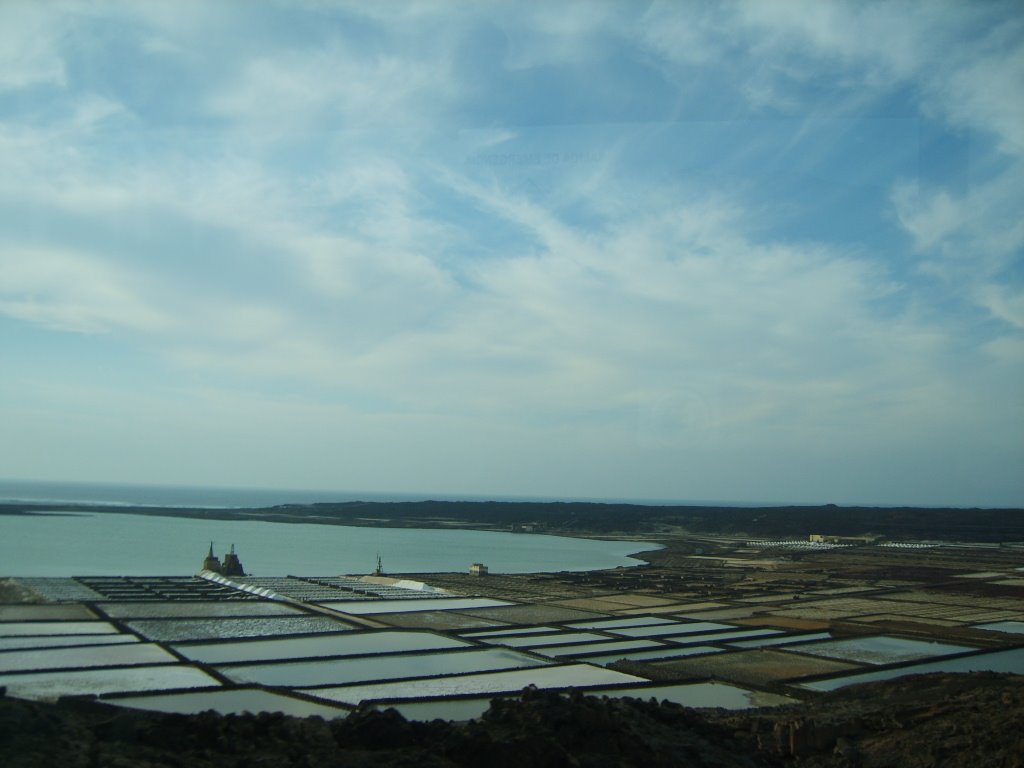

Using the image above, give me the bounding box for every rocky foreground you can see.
[2,673,1022,767]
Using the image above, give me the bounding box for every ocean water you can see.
[0,509,654,577]
[0,479,435,509]
[0,478,780,509]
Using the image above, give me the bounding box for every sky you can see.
[0,1,1022,507]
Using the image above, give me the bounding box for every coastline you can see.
[2,499,1023,544]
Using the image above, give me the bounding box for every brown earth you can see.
[2,673,1021,768]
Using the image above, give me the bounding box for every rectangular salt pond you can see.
[127,616,354,643]
[610,621,734,638]
[478,632,610,649]
[0,642,175,673]
[799,647,1024,692]
[971,620,1024,635]
[582,645,724,664]
[462,626,560,638]
[729,632,831,649]
[0,664,220,700]
[659,628,783,645]
[176,630,470,664]
[316,598,511,615]
[0,634,140,651]
[791,636,974,665]
[532,639,662,658]
[0,621,120,637]
[219,647,550,687]
[565,616,682,631]
[0,605,97,621]
[100,601,305,619]
[392,697,494,722]
[110,688,348,718]
[302,664,647,704]
[592,681,794,709]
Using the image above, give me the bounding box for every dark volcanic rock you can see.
[1,674,1021,767]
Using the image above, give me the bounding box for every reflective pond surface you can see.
[462,626,560,638]
[317,598,510,614]
[0,642,175,673]
[659,628,783,645]
[304,664,646,704]
[219,647,550,687]
[729,632,831,649]
[128,616,353,643]
[566,616,681,631]
[791,636,973,665]
[0,621,119,636]
[970,620,1024,635]
[0,634,139,651]
[0,665,220,699]
[177,630,470,664]
[0,605,97,621]
[100,601,304,619]
[611,622,733,638]
[582,645,724,664]
[480,632,609,649]
[392,697,494,722]
[594,681,795,709]
[111,688,349,718]
[533,639,661,658]
[799,647,1024,691]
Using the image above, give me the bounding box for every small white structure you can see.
[469,563,488,576]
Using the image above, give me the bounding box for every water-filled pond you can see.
[532,639,661,658]
[128,616,352,642]
[565,616,681,631]
[219,647,550,687]
[0,634,139,651]
[970,620,1024,635]
[659,628,783,645]
[0,620,119,637]
[611,621,733,638]
[593,681,794,709]
[316,597,510,614]
[392,697,494,721]
[99,601,304,619]
[177,630,469,664]
[461,626,560,638]
[581,645,724,665]
[728,632,831,649]
[479,631,610,649]
[0,605,97,621]
[0,642,175,673]
[790,635,973,665]
[110,688,348,718]
[798,647,1024,691]
[0,664,220,700]
[303,664,646,704]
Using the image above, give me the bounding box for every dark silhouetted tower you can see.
[221,543,245,577]
[202,542,222,573]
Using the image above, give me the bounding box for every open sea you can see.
[0,480,658,576]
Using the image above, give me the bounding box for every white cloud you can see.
[207,39,455,141]
[0,0,1020,502]
[0,2,68,91]
[0,246,172,334]
[976,285,1024,331]
[726,0,1024,157]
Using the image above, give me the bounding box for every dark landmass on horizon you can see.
[2,499,1023,542]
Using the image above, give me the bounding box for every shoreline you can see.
[2,499,1023,544]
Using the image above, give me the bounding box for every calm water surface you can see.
[0,511,654,576]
